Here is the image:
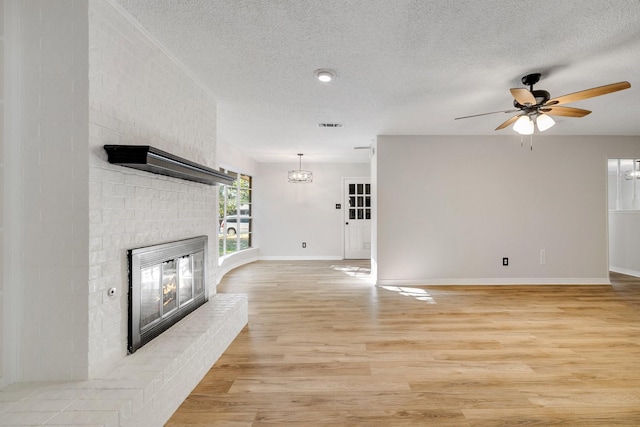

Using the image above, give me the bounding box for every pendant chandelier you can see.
[288,153,313,183]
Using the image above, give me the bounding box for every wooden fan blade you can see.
[546,81,631,106]
[540,106,591,117]
[510,88,536,105]
[454,109,519,120]
[495,114,521,131]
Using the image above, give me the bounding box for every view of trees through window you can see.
[219,172,252,257]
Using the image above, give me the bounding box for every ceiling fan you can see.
[455,73,631,135]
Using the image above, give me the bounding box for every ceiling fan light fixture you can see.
[536,113,555,132]
[513,115,534,135]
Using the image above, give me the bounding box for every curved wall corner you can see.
[217,248,259,285]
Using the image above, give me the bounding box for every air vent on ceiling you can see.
[318,123,344,128]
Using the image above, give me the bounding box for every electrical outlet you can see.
[540,249,546,265]
[302,242,306,248]
[503,257,509,266]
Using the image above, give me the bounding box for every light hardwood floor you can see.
[167,261,640,426]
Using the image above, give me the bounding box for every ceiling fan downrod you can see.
[521,73,541,91]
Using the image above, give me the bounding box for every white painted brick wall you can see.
[0,294,248,427]
[87,0,220,378]
[13,0,90,382]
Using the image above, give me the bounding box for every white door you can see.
[344,178,371,259]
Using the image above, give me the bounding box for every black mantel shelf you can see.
[104,145,234,186]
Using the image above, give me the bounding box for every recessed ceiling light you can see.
[314,68,336,83]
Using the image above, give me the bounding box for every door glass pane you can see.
[349,184,356,195]
[357,184,363,194]
[365,196,371,207]
[349,209,356,219]
[357,209,364,219]
[365,209,371,219]
[365,184,371,194]
[349,196,355,207]
[162,260,177,315]
[178,255,193,305]
[357,196,364,207]
[140,265,161,329]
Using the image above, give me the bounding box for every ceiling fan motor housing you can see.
[513,89,550,110]
[532,90,550,104]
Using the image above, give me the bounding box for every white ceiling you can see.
[113,0,640,163]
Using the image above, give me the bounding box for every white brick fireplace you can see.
[0,0,247,424]
[89,0,227,382]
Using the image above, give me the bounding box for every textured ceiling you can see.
[113,0,640,163]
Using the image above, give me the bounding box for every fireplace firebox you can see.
[128,236,208,353]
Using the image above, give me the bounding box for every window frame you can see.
[218,171,253,259]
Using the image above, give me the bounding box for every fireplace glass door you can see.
[140,265,161,329]
[162,260,178,314]
[178,255,194,305]
[129,236,208,353]
[193,251,204,296]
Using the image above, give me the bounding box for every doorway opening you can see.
[607,158,640,278]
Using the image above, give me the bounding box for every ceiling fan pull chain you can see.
[530,135,534,151]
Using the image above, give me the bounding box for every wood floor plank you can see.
[462,406,640,426]
[252,409,470,427]
[166,260,640,426]
[228,376,411,393]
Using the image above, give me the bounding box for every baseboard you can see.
[609,266,640,278]
[376,277,612,286]
[259,256,344,261]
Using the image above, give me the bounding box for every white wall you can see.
[255,162,370,259]
[375,135,640,285]
[217,139,258,177]
[87,0,220,378]
[0,0,6,387]
[609,211,640,276]
[370,143,379,279]
[2,0,90,382]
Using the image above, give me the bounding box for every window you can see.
[609,159,640,210]
[348,183,371,220]
[218,172,253,257]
